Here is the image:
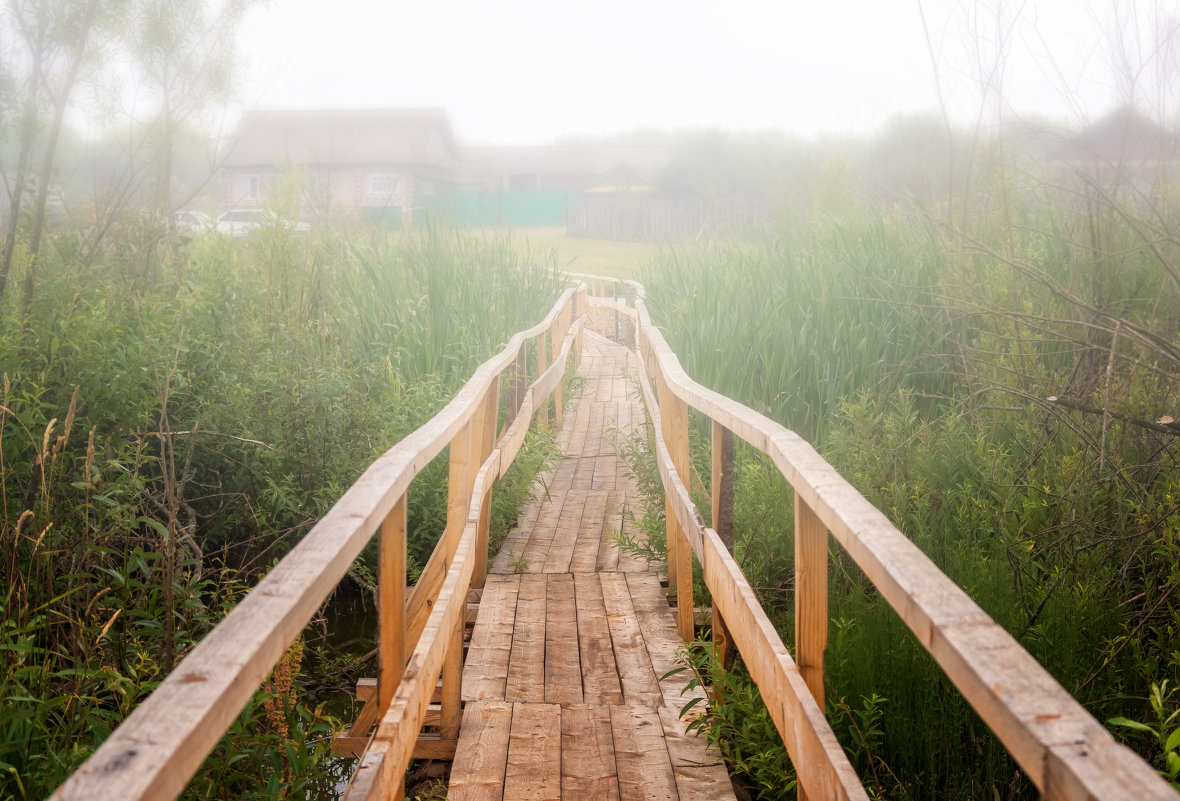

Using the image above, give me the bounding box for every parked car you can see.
[215,209,310,238]
[173,211,212,236]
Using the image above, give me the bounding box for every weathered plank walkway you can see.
[450,332,736,801]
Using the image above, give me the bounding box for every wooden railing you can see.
[51,286,586,801]
[578,273,1177,801]
[51,270,1177,801]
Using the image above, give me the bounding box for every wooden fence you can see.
[567,197,767,241]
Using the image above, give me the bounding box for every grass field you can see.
[489,226,663,279]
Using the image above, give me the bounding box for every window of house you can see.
[239,175,259,199]
[370,174,399,196]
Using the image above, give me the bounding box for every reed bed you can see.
[639,189,1180,799]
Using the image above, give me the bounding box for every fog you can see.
[236,0,1180,143]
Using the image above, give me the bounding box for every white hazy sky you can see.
[233,0,1180,144]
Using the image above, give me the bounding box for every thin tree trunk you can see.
[21,0,101,317]
[0,6,48,308]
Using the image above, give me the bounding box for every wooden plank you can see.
[626,573,704,708]
[521,492,564,573]
[610,705,678,801]
[561,704,620,801]
[544,489,589,573]
[413,735,458,760]
[449,701,513,801]
[600,573,664,707]
[464,575,521,702]
[596,491,622,572]
[505,575,547,702]
[657,706,733,801]
[571,489,609,573]
[503,702,562,801]
[794,495,828,710]
[544,573,584,704]
[573,574,624,705]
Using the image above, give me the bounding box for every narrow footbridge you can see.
[53,280,1176,801]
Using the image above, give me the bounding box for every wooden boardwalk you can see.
[450,333,736,801]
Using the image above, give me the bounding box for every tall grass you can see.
[0,222,564,799]
[641,185,1180,798]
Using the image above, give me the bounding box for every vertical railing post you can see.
[575,286,587,362]
[438,405,479,745]
[441,601,463,740]
[795,494,829,801]
[536,331,550,427]
[551,302,566,428]
[377,492,407,801]
[472,378,499,590]
[658,368,694,642]
[612,280,620,341]
[710,421,736,669]
[379,494,408,707]
[504,344,526,438]
[444,422,473,558]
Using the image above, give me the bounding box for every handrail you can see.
[51,268,1175,801]
[51,285,587,801]
[589,284,1175,801]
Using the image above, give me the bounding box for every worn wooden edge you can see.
[629,297,1175,798]
[701,526,869,801]
[48,289,577,801]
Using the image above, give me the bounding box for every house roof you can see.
[1050,105,1178,164]
[222,108,457,169]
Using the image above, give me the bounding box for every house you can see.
[439,145,669,226]
[1048,105,1178,191]
[221,108,457,224]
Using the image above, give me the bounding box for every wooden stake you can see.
[379,494,408,713]
[711,421,736,669]
[472,379,499,590]
[795,493,828,801]
[661,371,693,642]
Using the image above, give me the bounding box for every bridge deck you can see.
[449,333,735,801]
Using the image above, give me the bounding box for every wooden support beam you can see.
[660,371,694,643]
[440,597,463,740]
[379,494,408,713]
[711,420,736,669]
[795,494,829,801]
[536,331,550,428]
[472,379,499,590]
[551,307,565,428]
